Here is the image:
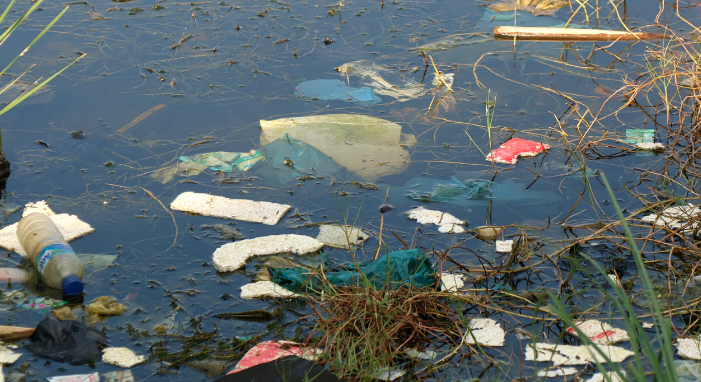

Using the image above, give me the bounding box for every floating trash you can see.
[406,206,467,233]
[316,224,371,248]
[48,372,99,382]
[463,318,506,347]
[641,203,701,234]
[295,79,381,104]
[0,201,94,257]
[676,359,701,382]
[588,371,627,382]
[212,234,324,272]
[636,142,665,151]
[335,60,427,101]
[489,0,569,15]
[440,273,465,292]
[0,343,20,365]
[486,138,551,165]
[372,368,406,381]
[260,114,416,181]
[228,341,321,373]
[678,337,701,360]
[102,370,134,382]
[240,281,301,300]
[623,129,655,145]
[525,343,634,365]
[495,240,513,253]
[473,226,502,240]
[102,347,145,368]
[150,161,210,183]
[179,150,264,172]
[565,319,630,345]
[18,297,67,314]
[170,192,292,226]
[536,368,578,377]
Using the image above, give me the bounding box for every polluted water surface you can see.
[0,0,698,380]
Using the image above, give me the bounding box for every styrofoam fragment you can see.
[102,347,145,368]
[525,343,633,365]
[240,281,300,300]
[536,367,578,377]
[566,320,630,345]
[170,192,291,225]
[641,204,701,233]
[678,338,701,360]
[213,234,323,272]
[607,273,622,287]
[588,371,627,382]
[406,207,465,234]
[464,318,505,347]
[405,348,438,361]
[0,213,94,257]
[0,344,20,365]
[23,201,54,217]
[440,273,465,292]
[642,322,654,329]
[495,240,513,253]
[636,142,665,151]
[372,368,405,381]
[316,225,370,248]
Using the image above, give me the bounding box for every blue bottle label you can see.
[35,243,73,275]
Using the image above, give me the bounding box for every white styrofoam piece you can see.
[536,367,578,377]
[23,201,55,217]
[406,207,466,234]
[495,240,513,253]
[102,347,145,368]
[525,343,633,366]
[641,203,701,233]
[463,318,505,347]
[636,142,665,151]
[212,234,324,272]
[240,281,300,300]
[440,273,465,292]
[566,319,630,345]
[588,371,627,382]
[0,345,20,365]
[678,338,701,360]
[316,225,370,248]
[170,191,291,225]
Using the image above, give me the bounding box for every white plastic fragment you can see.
[316,225,371,248]
[240,281,300,300]
[170,192,291,225]
[642,322,654,329]
[372,368,405,381]
[536,367,578,377]
[102,347,145,368]
[406,207,466,234]
[641,203,701,234]
[636,142,665,151]
[495,240,513,253]
[440,273,465,292]
[102,370,134,382]
[47,372,99,382]
[525,343,633,366]
[565,319,630,345]
[678,338,701,360]
[0,344,20,365]
[463,318,505,347]
[0,202,94,257]
[405,348,438,361]
[213,234,324,272]
[588,371,627,382]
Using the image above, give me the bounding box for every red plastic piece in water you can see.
[228,341,317,374]
[486,138,550,164]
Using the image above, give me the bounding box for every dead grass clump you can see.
[308,285,473,380]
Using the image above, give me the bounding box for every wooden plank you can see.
[0,325,34,341]
[494,26,667,41]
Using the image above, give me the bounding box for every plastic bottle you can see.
[17,212,84,295]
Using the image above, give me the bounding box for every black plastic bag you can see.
[28,317,108,365]
[214,356,340,382]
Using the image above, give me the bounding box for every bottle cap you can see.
[62,275,84,296]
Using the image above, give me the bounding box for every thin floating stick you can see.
[493,26,667,41]
[116,104,165,134]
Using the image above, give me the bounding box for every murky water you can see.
[0,0,699,380]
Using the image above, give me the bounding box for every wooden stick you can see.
[116,104,165,134]
[493,26,667,41]
[0,325,34,341]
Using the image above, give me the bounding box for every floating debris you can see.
[295,79,380,104]
[677,337,701,360]
[565,319,630,345]
[213,234,323,272]
[0,201,94,257]
[588,371,627,382]
[102,347,145,368]
[316,224,371,248]
[525,343,634,365]
[336,60,427,101]
[536,367,578,377]
[228,341,321,373]
[636,142,665,151]
[47,372,99,382]
[489,0,569,16]
[179,150,264,172]
[440,273,465,292]
[102,370,134,382]
[495,240,513,253]
[260,114,416,181]
[641,203,701,234]
[473,226,502,240]
[240,281,301,300]
[170,192,291,226]
[486,138,550,165]
[0,343,20,364]
[463,318,505,347]
[372,368,406,381]
[406,207,466,233]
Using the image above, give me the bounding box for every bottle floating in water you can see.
[17,213,84,295]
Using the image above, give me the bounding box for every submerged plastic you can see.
[179,150,264,172]
[269,248,437,293]
[259,133,345,181]
[28,317,108,365]
[295,79,381,104]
